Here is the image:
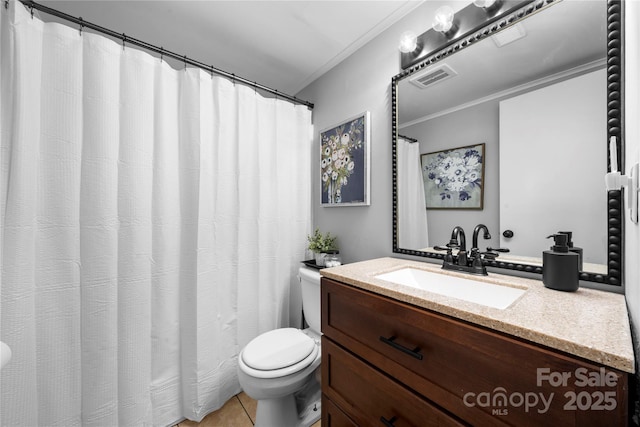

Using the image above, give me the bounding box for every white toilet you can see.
[237,266,322,427]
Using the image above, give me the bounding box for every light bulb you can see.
[432,5,455,33]
[398,30,418,53]
[473,0,497,8]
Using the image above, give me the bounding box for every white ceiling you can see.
[37,0,424,96]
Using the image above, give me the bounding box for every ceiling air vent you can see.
[409,64,457,89]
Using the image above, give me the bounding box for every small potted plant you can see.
[307,228,338,267]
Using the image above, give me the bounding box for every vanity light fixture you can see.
[400,0,534,70]
[432,5,456,34]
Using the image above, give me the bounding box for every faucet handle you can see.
[481,251,498,260]
[448,239,460,248]
[434,246,455,263]
[482,247,509,260]
[487,247,510,253]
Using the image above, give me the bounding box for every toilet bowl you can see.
[237,266,322,427]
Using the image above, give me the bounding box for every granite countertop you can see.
[320,257,635,373]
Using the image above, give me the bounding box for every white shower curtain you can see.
[397,137,429,250]
[0,3,312,426]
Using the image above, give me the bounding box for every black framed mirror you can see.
[392,0,624,285]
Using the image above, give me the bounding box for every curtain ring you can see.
[231,73,236,86]
[122,33,126,51]
[210,66,214,79]
[183,55,187,71]
[78,17,83,36]
[30,4,34,18]
[159,47,163,62]
[4,0,9,10]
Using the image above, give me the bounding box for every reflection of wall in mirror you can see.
[500,68,606,264]
[402,101,500,250]
[399,69,605,265]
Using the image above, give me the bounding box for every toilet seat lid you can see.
[242,328,315,371]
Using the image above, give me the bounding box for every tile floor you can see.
[177,392,322,427]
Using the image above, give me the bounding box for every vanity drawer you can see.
[322,394,358,427]
[321,278,628,427]
[322,337,465,427]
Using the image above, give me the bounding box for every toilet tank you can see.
[298,266,321,333]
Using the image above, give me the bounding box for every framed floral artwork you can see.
[320,111,370,206]
[420,143,485,209]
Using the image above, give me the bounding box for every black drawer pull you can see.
[380,415,398,426]
[379,335,423,360]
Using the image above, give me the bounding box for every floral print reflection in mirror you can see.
[421,143,485,209]
[320,111,370,206]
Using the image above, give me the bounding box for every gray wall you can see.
[297,2,447,264]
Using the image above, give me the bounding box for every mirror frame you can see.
[391,0,624,286]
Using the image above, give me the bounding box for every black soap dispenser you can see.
[558,231,583,271]
[542,233,579,292]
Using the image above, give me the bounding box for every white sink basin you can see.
[375,268,525,309]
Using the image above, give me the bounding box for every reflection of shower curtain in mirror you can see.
[397,138,429,249]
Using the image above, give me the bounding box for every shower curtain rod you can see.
[398,134,418,143]
[15,0,315,109]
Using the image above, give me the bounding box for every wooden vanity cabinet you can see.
[321,277,628,427]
